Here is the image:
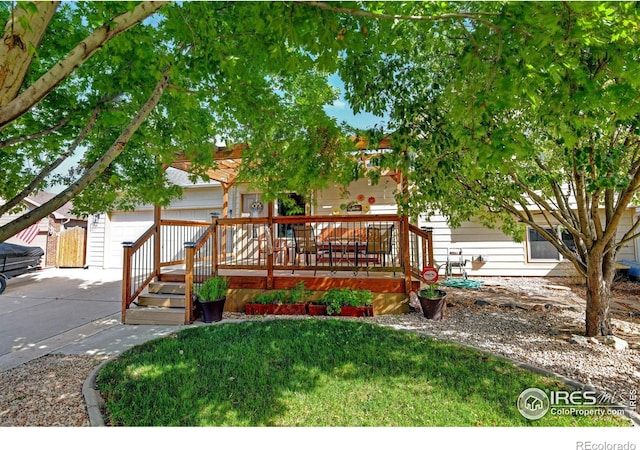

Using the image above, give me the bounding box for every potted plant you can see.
[317,288,374,317]
[417,282,446,320]
[245,291,277,315]
[194,276,229,323]
[245,283,309,316]
[274,282,308,315]
[340,289,374,317]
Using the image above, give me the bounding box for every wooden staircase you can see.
[124,273,190,325]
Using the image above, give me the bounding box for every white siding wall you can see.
[419,209,638,277]
[313,175,399,216]
[86,214,107,268]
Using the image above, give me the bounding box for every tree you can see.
[0,1,169,240]
[334,1,640,336]
[0,1,355,242]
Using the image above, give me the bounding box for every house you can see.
[1,193,87,268]
[89,168,640,277]
[87,168,223,270]
[86,143,640,325]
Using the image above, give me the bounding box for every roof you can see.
[25,192,83,221]
[165,167,221,188]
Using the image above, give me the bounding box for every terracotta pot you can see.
[307,304,328,316]
[273,303,307,315]
[339,305,374,317]
[245,303,276,315]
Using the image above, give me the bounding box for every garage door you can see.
[106,209,218,269]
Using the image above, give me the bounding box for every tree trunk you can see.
[585,251,613,337]
[0,1,167,129]
[0,2,59,106]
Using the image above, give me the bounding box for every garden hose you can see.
[440,278,484,289]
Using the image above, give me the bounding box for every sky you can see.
[323,73,389,131]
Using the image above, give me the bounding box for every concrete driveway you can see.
[0,267,190,371]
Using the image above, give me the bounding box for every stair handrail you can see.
[184,222,216,323]
[408,225,434,279]
[121,223,158,323]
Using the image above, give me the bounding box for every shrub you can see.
[319,288,373,314]
[195,276,229,302]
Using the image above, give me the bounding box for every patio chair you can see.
[364,224,395,276]
[258,227,290,266]
[291,223,320,275]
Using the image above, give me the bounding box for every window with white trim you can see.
[527,227,576,262]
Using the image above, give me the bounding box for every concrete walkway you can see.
[0,267,190,372]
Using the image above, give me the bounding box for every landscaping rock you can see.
[570,334,589,345]
[603,335,629,351]
[530,304,544,312]
[474,300,491,307]
[500,303,517,310]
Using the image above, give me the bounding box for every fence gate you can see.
[56,227,86,268]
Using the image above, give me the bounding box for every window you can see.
[241,194,263,215]
[527,227,575,262]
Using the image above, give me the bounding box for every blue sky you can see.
[323,74,389,130]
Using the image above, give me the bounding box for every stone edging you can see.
[82,359,111,427]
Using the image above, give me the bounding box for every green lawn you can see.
[97,319,628,426]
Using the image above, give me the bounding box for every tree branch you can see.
[0,1,168,130]
[0,105,101,217]
[0,115,69,148]
[0,66,170,242]
[0,2,59,105]
[303,1,502,30]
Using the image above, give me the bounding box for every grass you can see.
[97,319,628,427]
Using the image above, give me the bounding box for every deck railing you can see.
[122,224,156,322]
[123,213,433,323]
[408,225,435,279]
[121,218,210,321]
[184,223,216,323]
[214,215,405,275]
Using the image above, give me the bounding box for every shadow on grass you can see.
[97,319,625,427]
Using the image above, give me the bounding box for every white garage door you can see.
[107,209,217,269]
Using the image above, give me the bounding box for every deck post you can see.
[210,213,218,277]
[121,242,134,323]
[266,201,274,290]
[401,215,412,294]
[425,227,434,267]
[184,241,195,324]
[153,205,161,280]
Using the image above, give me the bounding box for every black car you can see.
[0,242,44,294]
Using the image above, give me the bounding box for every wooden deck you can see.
[122,213,433,324]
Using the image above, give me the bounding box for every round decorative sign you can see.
[421,266,439,283]
[368,196,376,204]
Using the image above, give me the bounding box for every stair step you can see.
[137,293,186,308]
[124,306,186,325]
[149,281,186,295]
[158,272,186,283]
